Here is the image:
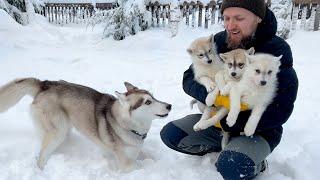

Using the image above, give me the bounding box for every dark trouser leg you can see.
[160,114,223,155]
[215,135,271,180]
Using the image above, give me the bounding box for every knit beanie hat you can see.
[220,0,267,19]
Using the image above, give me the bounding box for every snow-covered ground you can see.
[0,9,319,180]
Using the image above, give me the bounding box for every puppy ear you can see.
[244,53,255,64]
[124,82,138,91]
[115,91,128,107]
[246,47,255,55]
[208,34,214,44]
[187,47,193,55]
[219,53,227,63]
[274,55,283,68]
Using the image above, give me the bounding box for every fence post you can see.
[191,3,195,27]
[300,5,307,30]
[186,5,190,26]
[291,3,298,31]
[315,4,320,31]
[205,5,209,28]
[198,3,202,27]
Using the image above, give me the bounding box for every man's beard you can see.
[226,33,255,50]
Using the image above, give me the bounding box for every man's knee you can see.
[215,150,256,180]
[160,122,188,149]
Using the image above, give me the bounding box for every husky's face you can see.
[187,36,219,65]
[219,47,255,80]
[115,82,171,120]
[245,53,282,87]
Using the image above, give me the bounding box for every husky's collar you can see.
[130,130,147,140]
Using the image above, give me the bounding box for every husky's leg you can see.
[205,88,219,106]
[31,104,70,170]
[193,107,228,131]
[198,76,215,92]
[114,147,137,172]
[226,87,241,127]
[244,104,266,136]
[193,106,213,131]
[221,132,230,150]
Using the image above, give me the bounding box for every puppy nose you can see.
[207,60,212,64]
[166,104,172,111]
[260,81,267,86]
[231,72,237,77]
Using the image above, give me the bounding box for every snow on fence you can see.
[292,0,320,31]
[146,1,222,28]
[43,1,222,28]
[42,3,117,25]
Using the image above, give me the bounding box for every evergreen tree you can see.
[0,0,43,24]
[89,0,151,40]
[271,0,292,39]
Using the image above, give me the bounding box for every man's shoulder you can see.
[259,35,291,54]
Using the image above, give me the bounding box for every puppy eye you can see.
[238,63,244,68]
[268,70,272,75]
[255,69,261,74]
[208,49,212,53]
[145,100,152,105]
[198,54,204,58]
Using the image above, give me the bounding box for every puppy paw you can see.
[244,125,255,137]
[226,114,237,127]
[205,91,217,106]
[220,88,229,96]
[205,84,216,93]
[193,121,209,131]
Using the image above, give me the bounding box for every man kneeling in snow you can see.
[160,0,298,179]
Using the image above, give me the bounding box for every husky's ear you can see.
[187,47,193,55]
[274,55,283,68]
[219,53,227,63]
[244,53,255,64]
[124,82,138,91]
[208,34,214,44]
[115,91,128,107]
[246,47,255,55]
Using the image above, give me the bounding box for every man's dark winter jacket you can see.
[182,8,298,151]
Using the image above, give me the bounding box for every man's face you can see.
[223,7,262,49]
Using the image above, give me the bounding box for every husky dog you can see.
[0,78,171,171]
[226,53,282,136]
[193,48,255,135]
[187,35,223,125]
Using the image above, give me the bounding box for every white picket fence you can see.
[291,2,320,31]
[41,1,320,32]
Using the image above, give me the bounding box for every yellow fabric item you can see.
[211,95,249,128]
[214,95,249,111]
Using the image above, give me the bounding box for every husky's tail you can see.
[0,78,41,112]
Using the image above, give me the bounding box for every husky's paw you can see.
[119,162,137,173]
[193,121,209,131]
[220,87,229,96]
[244,124,256,137]
[205,91,217,106]
[226,114,237,127]
[36,158,46,170]
[205,84,216,93]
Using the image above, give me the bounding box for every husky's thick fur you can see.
[193,48,255,134]
[0,78,171,171]
[187,35,223,124]
[227,53,282,136]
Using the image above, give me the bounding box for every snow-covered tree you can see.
[270,0,293,39]
[0,0,43,25]
[89,0,151,40]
